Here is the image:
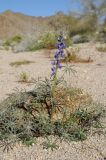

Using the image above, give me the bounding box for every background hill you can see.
[0,3,106,47]
[0,10,54,39]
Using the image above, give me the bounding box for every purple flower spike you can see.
[51,33,66,77]
[51,61,56,66]
[58,63,62,69]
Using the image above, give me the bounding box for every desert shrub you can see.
[0,78,104,151]
[48,12,77,34]
[3,35,22,51]
[28,33,72,51]
[4,35,22,46]
[96,46,106,52]
[72,35,90,44]
[28,33,57,51]
[65,37,72,47]
[69,16,97,37]
[11,35,22,44]
[50,12,97,37]
[18,71,29,83]
[42,138,59,151]
[63,48,93,63]
[10,60,34,67]
[96,28,106,43]
[3,40,11,47]
[14,38,35,52]
[3,39,11,50]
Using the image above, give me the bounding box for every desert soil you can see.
[0,43,106,160]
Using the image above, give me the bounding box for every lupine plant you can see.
[48,33,67,119]
[51,32,66,80]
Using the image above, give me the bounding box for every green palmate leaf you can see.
[42,137,59,151]
[23,137,36,147]
[63,64,76,76]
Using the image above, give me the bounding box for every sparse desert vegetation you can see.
[3,35,22,51]
[97,46,106,52]
[0,81,104,150]
[10,60,35,67]
[62,48,93,63]
[0,41,106,160]
[27,33,72,51]
[18,71,29,83]
[0,0,106,159]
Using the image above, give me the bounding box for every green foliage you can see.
[75,0,106,35]
[28,33,57,51]
[48,8,105,39]
[97,45,106,52]
[3,35,22,50]
[28,33,72,51]
[11,35,22,44]
[3,39,11,50]
[65,37,72,47]
[49,12,96,37]
[68,15,97,37]
[42,137,59,151]
[0,78,105,151]
[96,28,106,43]
[18,71,29,83]
[3,40,11,47]
[49,12,77,32]
[23,137,36,146]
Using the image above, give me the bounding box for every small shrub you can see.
[28,33,57,51]
[96,28,106,43]
[18,71,29,83]
[3,35,22,51]
[23,137,36,146]
[3,40,11,47]
[10,60,35,67]
[97,46,106,52]
[3,40,11,50]
[42,137,59,151]
[62,48,93,63]
[0,78,104,151]
[72,35,90,44]
[11,35,22,44]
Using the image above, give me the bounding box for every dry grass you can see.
[97,46,106,52]
[18,71,29,83]
[62,52,93,63]
[51,87,92,121]
[62,48,93,63]
[10,60,35,67]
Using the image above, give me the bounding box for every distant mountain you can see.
[0,10,55,39]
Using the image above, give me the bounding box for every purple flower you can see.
[51,61,56,66]
[51,66,56,76]
[58,63,62,69]
[51,33,66,77]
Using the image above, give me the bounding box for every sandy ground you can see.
[0,43,106,160]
